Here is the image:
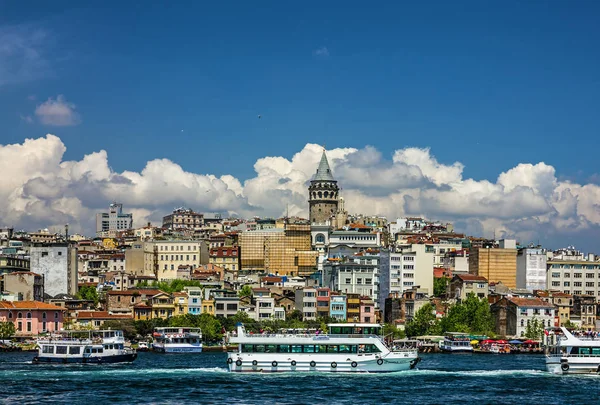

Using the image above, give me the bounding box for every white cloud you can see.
[35,95,81,126]
[313,46,330,57]
[0,135,599,250]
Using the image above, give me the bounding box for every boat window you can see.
[42,345,54,354]
[86,348,92,354]
[327,345,339,353]
[304,345,315,353]
[265,345,277,353]
[278,345,290,353]
[361,344,380,353]
[69,346,81,355]
[291,345,303,353]
[242,345,254,353]
[316,345,327,353]
[339,345,354,353]
[579,348,590,355]
[254,345,265,353]
[56,346,68,354]
[592,348,600,355]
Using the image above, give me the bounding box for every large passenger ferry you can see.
[226,323,420,373]
[439,332,474,353]
[152,327,203,353]
[33,330,137,364]
[544,327,600,374]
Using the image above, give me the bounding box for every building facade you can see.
[546,258,600,300]
[469,242,518,289]
[162,208,204,230]
[29,243,77,297]
[96,203,133,236]
[517,247,547,292]
[1,272,44,302]
[0,301,65,336]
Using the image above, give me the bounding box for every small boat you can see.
[136,342,150,352]
[226,323,420,373]
[152,327,203,353]
[439,333,474,353]
[544,327,600,374]
[33,330,137,364]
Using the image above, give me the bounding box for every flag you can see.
[544,329,549,336]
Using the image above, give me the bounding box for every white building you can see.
[327,230,381,257]
[29,244,78,297]
[96,203,133,236]
[325,261,379,307]
[510,298,555,338]
[546,256,600,299]
[389,244,434,296]
[141,240,209,281]
[295,287,318,321]
[517,247,547,292]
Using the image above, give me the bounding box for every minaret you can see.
[308,149,339,224]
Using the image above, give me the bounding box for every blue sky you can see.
[1,1,600,250]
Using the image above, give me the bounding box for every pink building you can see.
[0,301,66,337]
[359,296,375,324]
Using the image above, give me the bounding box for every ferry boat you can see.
[544,327,600,374]
[33,330,137,364]
[226,323,420,373]
[439,332,474,353]
[152,327,203,353]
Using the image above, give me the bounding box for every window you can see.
[41,252,48,257]
[586,273,595,278]
[551,272,560,278]
[216,303,225,310]
[574,273,582,278]
[345,278,351,284]
[552,281,560,287]
[563,282,570,287]
[226,304,238,311]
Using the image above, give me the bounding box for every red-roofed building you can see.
[209,246,239,273]
[0,301,65,336]
[491,297,556,337]
[449,274,489,301]
[106,289,163,315]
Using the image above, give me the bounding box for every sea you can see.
[0,351,598,404]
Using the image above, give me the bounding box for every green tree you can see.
[75,285,99,305]
[433,277,450,297]
[382,323,406,340]
[525,317,543,340]
[0,322,15,340]
[405,303,440,337]
[238,285,253,298]
[439,293,494,335]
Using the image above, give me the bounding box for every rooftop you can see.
[0,301,65,310]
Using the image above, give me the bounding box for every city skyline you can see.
[1,2,600,251]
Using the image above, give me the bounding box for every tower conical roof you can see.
[313,150,335,181]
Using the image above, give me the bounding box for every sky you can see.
[1,1,600,252]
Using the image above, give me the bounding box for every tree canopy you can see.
[0,322,15,340]
[405,303,440,337]
[75,285,99,305]
[440,293,494,335]
[433,277,450,297]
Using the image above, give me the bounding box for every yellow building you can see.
[151,292,175,319]
[173,292,188,316]
[202,298,215,315]
[136,240,209,281]
[469,247,518,289]
[239,224,318,276]
[346,293,361,322]
[133,303,152,320]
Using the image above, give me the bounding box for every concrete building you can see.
[0,254,30,274]
[316,287,331,318]
[328,231,382,257]
[546,256,600,300]
[1,272,44,301]
[536,291,572,326]
[162,207,204,230]
[329,294,347,321]
[209,246,239,272]
[448,274,488,301]
[136,240,209,281]
[389,244,434,297]
[96,203,133,236]
[325,261,378,308]
[517,247,547,292]
[29,243,77,298]
[442,249,469,275]
[106,289,162,315]
[295,286,318,321]
[572,295,597,330]
[213,290,240,318]
[238,225,317,276]
[491,297,555,338]
[469,240,518,289]
[359,297,375,323]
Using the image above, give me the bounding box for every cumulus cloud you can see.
[0,135,599,250]
[35,95,81,126]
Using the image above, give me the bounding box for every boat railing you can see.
[36,338,93,345]
[238,333,382,340]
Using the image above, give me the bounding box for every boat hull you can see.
[226,354,419,373]
[546,356,600,375]
[33,353,137,364]
[153,344,203,354]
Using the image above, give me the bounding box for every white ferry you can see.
[439,332,474,353]
[544,327,600,374]
[33,330,137,364]
[226,323,420,373]
[152,327,203,353]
